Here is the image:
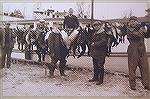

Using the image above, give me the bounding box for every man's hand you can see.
[91,42,95,46]
[50,53,54,57]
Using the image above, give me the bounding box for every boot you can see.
[89,65,99,82]
[96,80,103,85]
[96,68,104,85]
[89,72,99,82]
[130,87,136,90]
[38,54,41,62]
[144,86,150,91]
[89,77,99,82]
[49,70,55,78]
[59,60,67,76]
[60,69,67,76]
[48,63,55,78]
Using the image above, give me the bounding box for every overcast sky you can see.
[2,0,148,20]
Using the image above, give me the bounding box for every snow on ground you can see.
[1,64,150,96]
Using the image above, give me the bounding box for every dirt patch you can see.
[1,64,150,96]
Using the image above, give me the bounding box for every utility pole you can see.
[91,0,94,26]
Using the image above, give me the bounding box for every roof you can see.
[54,11,67,16]
[104,16,147,23]
[0,16,148,25]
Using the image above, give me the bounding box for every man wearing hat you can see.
[122,16,150,90]
[88,21,109,85]
[1,23,15,68]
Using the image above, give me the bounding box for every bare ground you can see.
[1,63,150,96]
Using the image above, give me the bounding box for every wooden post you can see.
[91,0,94,26]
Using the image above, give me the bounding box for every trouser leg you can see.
[38,53,41,62]
[139,54,150,90]
[96,57,105,85]
[48,57,58,77]
[36,47,42,62]
[93,58,99,80]
[42,47,47,61]
[59,58,67,76]
[87,42,91,56]
[6,48,12,68]
[0,47,5,69]
[128,54,138,90]
[77,43,86,58]
[42,54,46,61]
[89,58,99,82]
[1,47,6,68]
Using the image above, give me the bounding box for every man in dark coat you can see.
[121,16,150,90]
[2,23,15,68]
[89,21,109,85]
[84,24,94,56]
[48,23,68,77]
[63,8,79,31]
[0,27,4,69]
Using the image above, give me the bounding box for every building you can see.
[1,8,149,52]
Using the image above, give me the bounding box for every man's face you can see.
[128,20,138,27]
[58,24,63,30]
[5,24,10,28]
[69,11,73,15]
[68,9,73,15]
[93,23,102,31]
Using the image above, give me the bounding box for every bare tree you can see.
[122,10,128,18]
[121,9,133,19]
[75,1,90,19]
[128,9,133,17]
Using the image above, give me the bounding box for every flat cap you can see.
[93,21,102,26]
[5,22,10,25]
[129,16,138,21]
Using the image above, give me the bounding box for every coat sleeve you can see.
[93,34,108,47]
[63,16,67,29]
[75,16,79,29]
[128,27,145,38]
[0,28,3,45]
[48,33,55,54]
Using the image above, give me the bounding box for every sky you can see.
[2,1,148,20]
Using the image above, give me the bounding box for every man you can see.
[84,24,94,56]
[48,23,68,77]
[63,8,79,32]
[124,16,150,90]
[89,21,109,85]
[26,24,36,50]
[0,27,4,69]
[36,20,49,62]
[63,8,80,50]
[2,23,15,68]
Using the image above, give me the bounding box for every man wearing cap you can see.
[121,16,150,90]
[48,23,68,77]
[1,23,15,68]
[88,21,109,85]
[36,19,49,37]
[36,20,49,62]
